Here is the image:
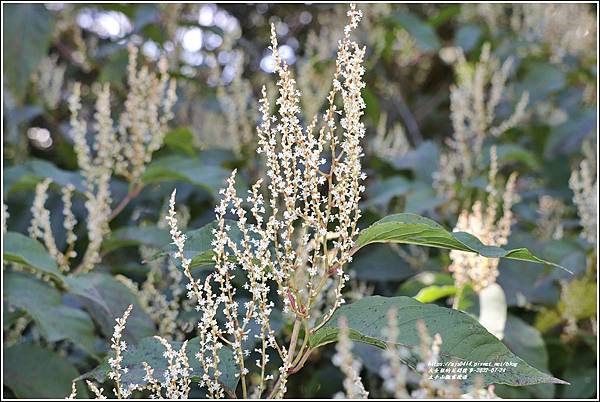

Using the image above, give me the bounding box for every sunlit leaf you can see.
[356,213,571,273]
[309,295,568,386]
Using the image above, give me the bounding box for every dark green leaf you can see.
[363,176,411,208]
[492,144,541,171]
[393,11,441,51]
[3,231,64,283]
[4,343,89,398]
[309,296,567,386]
[495,315,555,398]
[4,271,96,356]
[102,225,171,253]
[349,244,417,282]
[389,141,439,183]
[66,273,155,344]
[545,108,596,158]
[3,159,85,196]
[517,62,566,102]
[455,24,482,52]
[142,156,231,195]
[2,4,54,101]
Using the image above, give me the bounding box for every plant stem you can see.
[109,184,143,221]
[267,319,302,399]
[288,347,313,374]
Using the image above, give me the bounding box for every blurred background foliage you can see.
[2,3,597,399]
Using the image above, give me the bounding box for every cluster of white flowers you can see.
[64,45,177,274]
[434,43,528,202]
[332,316,369,399]
[411,321,460,398]
[85,380,108,399]
[448,147,519,292]
[108,304,133,399]
[28,179,78,272]
[33,54,66,109]
[153,336,192,399]
[166,190,226,398]
[511,4,596,62]
[569,140,597,246]
[461,4,596,63]
[2,202,8,234]
[536,195,565,241]
[115,45,177,186]
[68,82,114,272]
[166,4,367,398]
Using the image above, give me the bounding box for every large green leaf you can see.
[3,231,64,283]
[4,343,89,398]
[3,4,54,101]
[3,159,86,196]
[81,336,239,396]
[495,315,555,398]
[309,296,567,387]
[102,225,171,253]
[142,156,231,195]
[355,214,570,273]
[4,271,96,356]
[66,273,155,344]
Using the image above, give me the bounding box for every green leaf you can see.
[455,24,482,52]
[3,159,85,196]
[355,213,571,273]
[495,315,555,398]
[102,225,171,254]
[66,273,155,344]
[517,62,565,102]
[349,244,417,282]
[492,144,541,171]
[164,127,197,156]
[428,4,461,27]
[2,4,54,101]
[545,107,596,158]
[4,343,89,398]
[142,155,230,196]
[414,285,457,303]
[4,271,96,356]
[389,141,439,183]
[393,11,441,51]
[3,231,64,283]
[363,176,411,208]
[309,296,567,386]
[81,336,239,395]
